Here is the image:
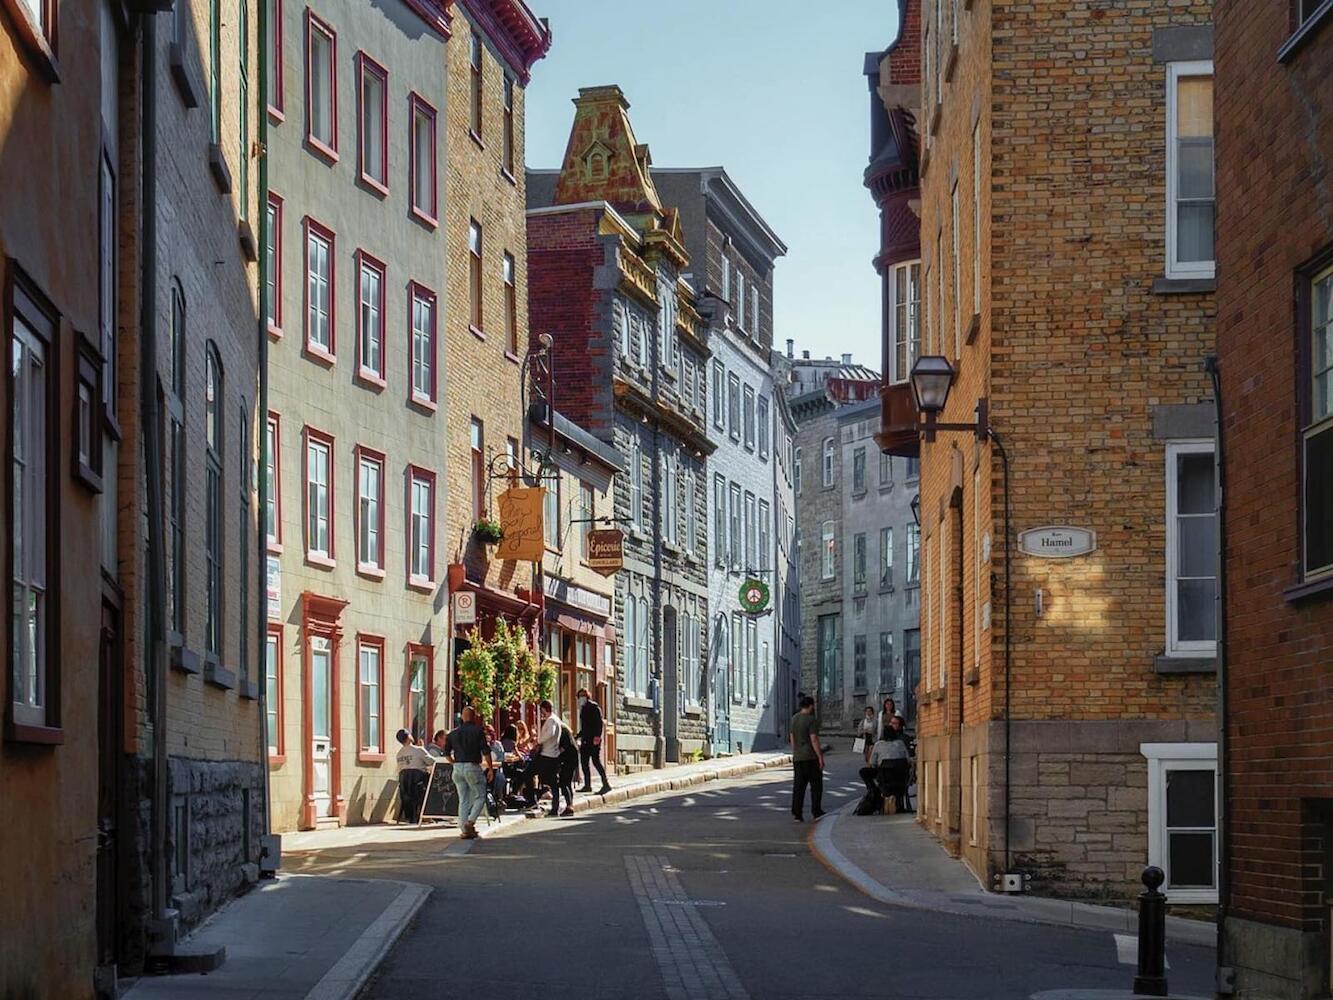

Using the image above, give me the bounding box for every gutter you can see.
[1205,354,1230,988]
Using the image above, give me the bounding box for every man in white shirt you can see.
[531,700,562,815]
[396,729,434,823]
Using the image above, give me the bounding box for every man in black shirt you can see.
[443,706,493,839]
[576,688,612,795]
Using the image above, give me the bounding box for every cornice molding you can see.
[450,0,551,83]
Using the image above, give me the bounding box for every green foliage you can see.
[535,662,556,703]
[491,618,522,707]
[516,642,540,703]
[473,518,504,544]
[456,630,495,720]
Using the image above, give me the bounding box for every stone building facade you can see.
[897,0,1218,901]
[651,168,793,755]
[265,0,453,831]
[772,384,801,734]
[527,86,713,768]
[1213,3,1333,997]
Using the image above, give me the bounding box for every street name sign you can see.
[1018,525,1097,558]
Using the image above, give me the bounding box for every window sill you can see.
[879,584,895,594]
[4,720,64,745]
[208,144,232,195]
[1283,573,1333,605]
[356,564,386,582]
[267,105,285,124]
[504,350,521,365]
[306,136,339,165]
[357,751,387,765]
[469,325,486,342]
[624,695,654,710]
[169,41,201,108]
[683,703,702,718]
[500,166,516,186]
[355,369,386,392]
[929,103,942,137]
[468,128,485,150]
[1151,276,1216,295]
[304,343,337,367]
[267,324,283,341]
[238,220,258,263]
[268,753,287,766]
[410,206,439,230]
[266,540,283,555]
[306,553,336,570]
[1278,1,1333,62]
[943,43,959,83]
[1153,654,1217,674]
[359,173,389,198]
[239,680,260,701]
[204,657,237,691]
[74,458,104,495]
[1,0,59,82]
[409,394,438,414]
[965,312,980,345]
[965,667,980,685]
[851,489,867,500]
[171,642,202,675]
[407,578,434,594]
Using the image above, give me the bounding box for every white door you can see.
[311,636,332,815]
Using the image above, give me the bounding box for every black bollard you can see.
[1133,865,1168,997]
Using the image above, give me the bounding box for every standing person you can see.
[394,728,433,824]
[788,696,825,822]
[534,700,564,816]
[555,720,580,816]
[877,697,898,741]
[443,706,494,840]
[575,688,612,795]
[857,706,878,763]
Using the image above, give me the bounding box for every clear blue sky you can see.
[523,0,898,373]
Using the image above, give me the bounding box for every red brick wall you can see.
[1215,0,1333,933]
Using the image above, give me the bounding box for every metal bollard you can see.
[1133,865,1169,997]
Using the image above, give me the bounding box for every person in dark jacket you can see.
[575,688,612,795]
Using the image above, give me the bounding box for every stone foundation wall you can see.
[1224,915,1326,1000]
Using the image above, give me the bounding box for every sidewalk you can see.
[123,874,429,1000]
[811,796,1216,948]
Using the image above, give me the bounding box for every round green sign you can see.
[738,578,770,614]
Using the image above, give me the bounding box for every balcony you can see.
[874,381,920,458]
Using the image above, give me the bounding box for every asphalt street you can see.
[339,754,1215,1000]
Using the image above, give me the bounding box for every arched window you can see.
[205,344,224,657]
[821,437,835,487]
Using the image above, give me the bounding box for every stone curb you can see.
[809,801,1216,948]
[302,878,431,1000]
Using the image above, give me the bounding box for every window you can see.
[407,646,431,742]
[305,11,337,157]
[794,447,802,496]
[353,55,387,192]
[714,475,727,567]
[972,121,982,315]
[853,635,867,691]
[936,524,948,686]
[240,412,253,681]
[817,615,839,704]
[904,629,920,711]
[821,520,837,580]
[879,632,894,693]
[727,372,741,440]
[635,596,651,696]
[409,466,435,586]
[924,263,933,355]
[743,385,755,450]
[409,94,438,224]
[1166,441,1217,654]
[907,523,920,584]
[266,0,283,117]
[951,182,961,357]
[629,438,643,529]
[354,446,384,574]
[506,437,518,476]
[684,470,696,554]
[880,526,893,587]
[579,481,594,561]
[265,627,283,757]
[409,282,437,405]
[720,255,730,301]
[729,483,742,571]
[167,285,188,635]
[973,466,984,667]
[502,252,518,356]
[265,413,281,550]
[502,75,515,175]
[99,152,116,419]
[906,456,920,480]
[758,500,770,573]
[304,218,334,360]
[237,0,250,218]
[1143,743,1218,902]
[470,418,484,520]
[623,598,637,696]
[852,446,866,493]
[205,346,224,657]
[750,284,759,335]
[1165,63,1214,279]
[468,33,483,136]
[355,251,385,384]
[736,271,746,330]
[8,279,55,731]
[682,615,698,704]
[970,756,979,845]
[744,492,756,570]
[209,0,221,141]
[266,194,283,335]
[544,468,561,550]
[712,361,725,429]
[879,451,891,485]
[468,219,483,331]
[821,437,835,487]
[1303,262,1333,582]
[305,428,333,563]
[357,636,384,756]
[731,611,744,703]
[758,396,770,459]
[853,532,867,587]
[746,617,758,704]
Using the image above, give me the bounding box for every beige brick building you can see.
[890,0,1219,902]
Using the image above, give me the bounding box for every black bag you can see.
[485,789,501,821]
[854,790,882,816]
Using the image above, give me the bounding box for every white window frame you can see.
[409,470,433,584]
[889,261,921,385]
[951,182,962,358]
[358,640,381,752]
[757,395,770,459]
[629,438,643,530]
[714,474,727,567]
[1165,439,1218,656]
[759,499,771,573]
[10,310,48,726]
[1164,61,1215,280]
[736,271,746,330]
[821,437,835,487]
[356,451,382,571]
[936,522,947,687]
[711,360,725,429]
[306,437,331,559]
[821,520,836,580]
[794,447,803,496]
[1142,742,1219,904]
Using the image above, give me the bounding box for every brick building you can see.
[527,86,714,768]
[264,0,454,831]
[887,0,1219,901]
[1213,4,1333,997]
[441,1,550,704]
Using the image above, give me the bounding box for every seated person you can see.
[485,724,508,802]
[427,729,449,757]
[395,728,434,823]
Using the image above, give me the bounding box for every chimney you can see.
[802,350,810,360]
[842,353,853,365]
[786,339,794,358]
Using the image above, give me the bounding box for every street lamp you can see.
[909,355,989,442]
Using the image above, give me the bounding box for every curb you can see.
[809,802,1215,948]
[302,878,431,1000]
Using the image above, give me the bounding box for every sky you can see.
[523,0,897,373]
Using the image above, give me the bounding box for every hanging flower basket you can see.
[473,518,504,544]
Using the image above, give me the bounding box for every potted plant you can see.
[473,517,504,545]
[456,631,496,720]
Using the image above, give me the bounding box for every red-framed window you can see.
[266,0,283,119]
[470,417,485,520]
[407,464,436,590]
[303,425,335,566]
[303,216,336,363]
[408,281,437,408]
[468,31,482,138]
[354,444,386,578]
[468,219,483,333]
[355,249,386,386]
[502,251,517,356]
[304,8,338,160]
[266,411,282,552]
[265,623,285,762]
[266,192,283,337]
[406,643,434,742]
[356,632,386,762]
[408,93,438,226]
[356,52,388,193]
[502,75,515,176]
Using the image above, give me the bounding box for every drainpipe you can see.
[138,9,168,925]
[651,416,664,769]
[989,430,1013,875]
[1205,354,1229,982]
[953,496,965,849]
[255,0,272,857]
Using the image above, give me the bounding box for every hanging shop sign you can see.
[586,528,625,577]
[738,578,771,615]
[495,487,545,562]
[1018,525,1097,559]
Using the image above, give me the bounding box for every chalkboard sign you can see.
[418,759,458,824]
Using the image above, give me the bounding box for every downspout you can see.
[989,429,1013,875]
[138,10,168,922]
[1205,354,1228,976]
[651,416,664,769]
[953,492,964,848]
[255,0,272,855]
